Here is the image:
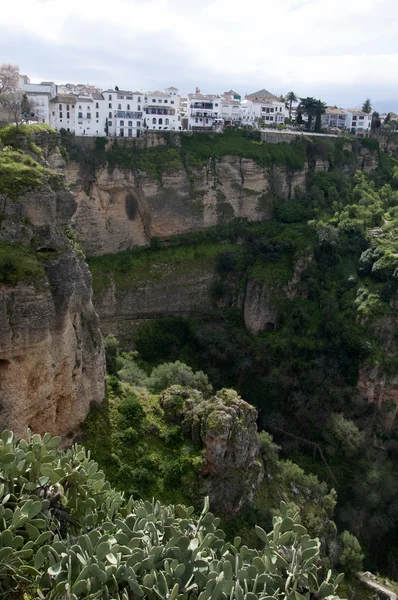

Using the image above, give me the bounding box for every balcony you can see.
[191,110,215,118]
[116,110,143,119]
[191,103,214,110]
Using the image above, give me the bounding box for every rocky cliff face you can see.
[67,156,328,257]
[0,140,105,440]
[161,386,263,513]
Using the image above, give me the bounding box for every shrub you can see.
[338,531,364,573]
[146,361,212,395]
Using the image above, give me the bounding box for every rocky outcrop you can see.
[0,147,105,440]
[240,279,277,335]
[161,386,264,513]
[67,157,310,256]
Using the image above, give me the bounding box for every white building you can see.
[143,89,180,131]
[240,89,287,128]
[49,93,106,136]
[344,109,372,135]
[187,90,222,130]
[321,107,347,130]
[19,81,57,124]
[102,89,144,138]
[220,99,241,124]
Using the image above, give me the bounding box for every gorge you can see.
[2,125,398,591]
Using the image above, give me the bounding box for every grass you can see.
[0,123,56,147]
[0,148,58,200]
[88,241,245,293]
[0,242,46,285]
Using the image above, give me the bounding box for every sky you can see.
[1,0,398,111]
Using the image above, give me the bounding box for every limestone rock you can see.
[0,179,105,440]
[161,386,264,514]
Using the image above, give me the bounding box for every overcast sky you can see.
[1,0,398,111]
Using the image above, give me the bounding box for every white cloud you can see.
[2,0,398,97]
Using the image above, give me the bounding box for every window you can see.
[96,120,99,123]
[109,95,112,100]
[137,121,141,128]
[152,99,156,103]
[128,120,132,126]
[352,116,357,120]
[120,129,124,137]
[72,105,75,108]
[152,118,156,124]
[265,116,269,121]
[128,129,132,137]
[78,112,83,119]
[138,97,141,103]
[66,105,69,110]
[67,112,70,118]
[269,117,274,121]
[59,112,63,118]
[87,114,91,119]
[96,112,99,118]
[270,108,274,112]
[164,99,168,103]
[171,100,174,104]
[109,112,112,118]
[359,116,364,120]
[159,118,163,125]
[118,104,121,109]
[79,105,82,109]
[108,120,112,126]
[215,103,218,107]
[120,120,124,126]
[165,118,169,125]
[127,104,130,110]
[96,102,99,109]
[59,104,62,110]
[138,105,141,110]
[109,103,112,108]
[195,118,198,123]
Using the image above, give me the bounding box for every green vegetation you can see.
[0,148,57,200]
[60,129,360,184]
[0,428,347,600]
[0,122,56,147]
[0,242,46,284]
[87,142,398,580]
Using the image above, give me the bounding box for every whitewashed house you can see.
[321,107,348,130]
[19,81,57,124]
[220,99,241,124]
[143,90,180,131]
[344,109,372,135]
[187,90,222,130]
[240,89,286,128]
[49,95,78,132]
[102,89,144,138]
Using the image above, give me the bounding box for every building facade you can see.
[344,109,372,135]
[187,92,222,130]
[321,107,347,130]
[143,90,180,131]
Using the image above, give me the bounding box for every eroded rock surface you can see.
[160,386,264,513]
[0,148,105,439]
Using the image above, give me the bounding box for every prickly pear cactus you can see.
[0,429,344,600]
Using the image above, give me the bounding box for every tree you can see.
[314,99,327,133]
[0,90,26,129]
[371,110,381,131]
[115,85,119,91]
[0,63,19,94]
[285,91,298,119]
[298,97,319,131]
[385,112,391,124]
[362,98,372,113]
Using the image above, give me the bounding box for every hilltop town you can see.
[2,69,394,138]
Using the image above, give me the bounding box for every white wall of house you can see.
[321,110,347,130]
[241,99,286,127]
[187,94,222,130]
[344,110,372,134]
[143,90,180,131]
[49,96,77,132]
[20,82,57,124]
